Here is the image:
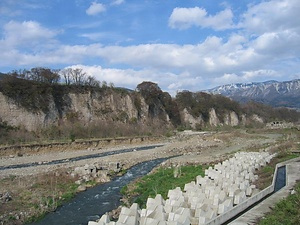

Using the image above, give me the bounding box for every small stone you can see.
[2,192,12,202]
[75,180,83,185]
[77,185,87,192]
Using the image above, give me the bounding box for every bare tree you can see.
[102,80,107,88]
[72,68,86,85]
[31,67,59,84]
[60,68,73,85]
[8,67,59,84]
[85,76,100,87]
[109,82,115,88]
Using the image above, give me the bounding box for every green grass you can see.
[124,165,205,208]
[259,181,300,225]
[254,152,299,190]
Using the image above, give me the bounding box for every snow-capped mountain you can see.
[206,79,300,109]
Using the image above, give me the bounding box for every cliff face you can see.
[181,107,255,129]
[0,85,267,132]
[0,93,56,131]
[0,90,165,131]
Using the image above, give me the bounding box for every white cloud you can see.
[1,0,300,92]
[169,7,234,30]
[252,30,300,57]
[66,65,204,95]
[240,0,300,34]
[111,0,125,6]
[86,2,106,16]
[2,20,58,48]
[80,32,106,41]
[212,70,281,86]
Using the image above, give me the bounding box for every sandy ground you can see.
[0,130,280,178]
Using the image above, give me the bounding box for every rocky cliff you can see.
[2,78,294,134]
[0,89,170,131]
[0,88,251,132]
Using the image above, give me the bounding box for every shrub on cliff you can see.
[0,75,52,112]
[136,81,181,125]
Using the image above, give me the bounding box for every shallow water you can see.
[274,165,286,192]
[30,157,169,225]
[0,145,163,170]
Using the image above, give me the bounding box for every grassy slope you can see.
[121,165,205,208]
[258,181,300,225]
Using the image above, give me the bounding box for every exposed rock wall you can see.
[224,111,239,126]
[181,108,204,129]
[0,93,58,131]
[0,90,157,131]
[0,89,264,132]
[181,108,264,128]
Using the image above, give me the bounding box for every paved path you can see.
[229,157,300,225]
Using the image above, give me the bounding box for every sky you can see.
[0,0,300,94]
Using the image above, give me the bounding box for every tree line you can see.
[8,67,114,88]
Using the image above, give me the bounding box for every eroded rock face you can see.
[181,108,204,129]
[0,90,168,131]
[251,114,264,124]
[0,89,259,131]
[0,93,59,131]
[224,111,239,126]
[209,108,220,127]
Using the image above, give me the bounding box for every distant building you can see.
[266,121,293,129]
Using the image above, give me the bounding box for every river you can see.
[30,157,170,225]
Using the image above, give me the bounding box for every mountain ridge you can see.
[206,79,300,109]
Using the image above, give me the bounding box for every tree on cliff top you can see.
[136,81,181,125]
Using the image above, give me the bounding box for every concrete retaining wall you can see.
[206,157,296,225]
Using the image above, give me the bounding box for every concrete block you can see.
[217,203,226,215]
[184,181,196,191]
[233,191,246,205]
[146,198,158,209]
[174,207,192,219]
[99,213,110,223]
[147,205,166,221]
[166,222,180,225]
[206,207,217,220]
[198,216,207,225]
[154,194,165,206]
[167,187,183,200]
[140,217,161,225]
[164,204,173,214]
[219,190,226,202]
[212,195,220,206]
[246,186,253,196]
[141,209,153,218]
[196,176,206,186]
[88,222,101,225]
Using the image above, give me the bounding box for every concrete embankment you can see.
[229,156,300,225]
[88,151,277,225]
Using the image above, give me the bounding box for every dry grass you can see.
[253,140,299,190]
[0,169,79,224]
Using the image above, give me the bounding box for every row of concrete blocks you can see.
[88,151,274,225]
